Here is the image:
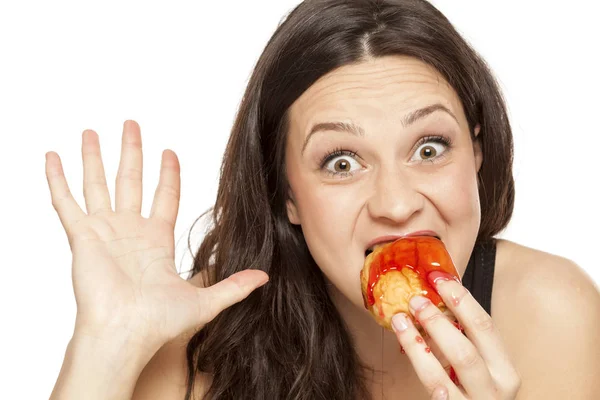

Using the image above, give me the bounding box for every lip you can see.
[365,230,440,252]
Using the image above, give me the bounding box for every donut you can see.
[360,235,462,334]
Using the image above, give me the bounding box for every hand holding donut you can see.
[361,237,521,398]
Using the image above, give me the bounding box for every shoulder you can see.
[492,239,599,306]
[491,239,600,399]
[492,238,599,299]
[132,273,213,399]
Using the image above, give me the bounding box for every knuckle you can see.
[122,140,141,149]
[421,311,447,328]
[85,178,108,187]
[451,286,470,305]
[117,167,142,182]
[50,197,61,210]
[472,313,495,333]
[82,147,100,157]
[51,194,69,209]
[51,202,61,213]
[226,274,247,293]
[454,345,480,368]
[152,213,173,227]
[83,180,108,195]
[157,183,180,200]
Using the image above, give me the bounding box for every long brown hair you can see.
[184,0,514,398]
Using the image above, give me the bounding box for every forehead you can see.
[288,55,467,135]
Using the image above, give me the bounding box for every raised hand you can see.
[391,272,521,399]
[45,120,268,352]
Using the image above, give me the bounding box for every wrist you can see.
[71,329,157,363]
[73,314,165,356]
[50,330,159,400]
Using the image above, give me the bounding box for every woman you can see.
[47,0,599,399]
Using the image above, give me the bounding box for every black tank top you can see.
[461,239,497,316]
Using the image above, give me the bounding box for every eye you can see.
[410,136,452,162]
[320,149,362,177]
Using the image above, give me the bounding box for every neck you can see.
[328,284,423,398]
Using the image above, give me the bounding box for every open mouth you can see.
[364,235,441,258]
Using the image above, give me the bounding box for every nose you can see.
[366,167,424,224]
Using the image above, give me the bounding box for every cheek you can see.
[288,173,366,295]
[424,161,481,271]
[293,181,363,259]
[432,166,480,219]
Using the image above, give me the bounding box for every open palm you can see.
[45,120,268,350]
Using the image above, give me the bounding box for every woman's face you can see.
[284,55,482,310]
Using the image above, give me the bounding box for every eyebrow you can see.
[301,103,459,154]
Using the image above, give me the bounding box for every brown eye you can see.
[411,141,447,162]
[420,146,437,159]
[334,159,351,172]
[324,153,361,176]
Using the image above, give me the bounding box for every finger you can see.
[45,151,86,237]
[424,336,453,378]
[149,149,181,227]
[391,313,459,396]
[429,274,519,382]
[115,120,143,213]
[198,270,269,324]
[430,385,449,400]
[81,129,112,214]
[409,295,494,397]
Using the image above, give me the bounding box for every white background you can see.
[1,1,598,398]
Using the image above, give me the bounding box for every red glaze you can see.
[415,336,424,343]
[425,347,431,353]
[451,320,463,331]
[362,236,461,309]
[449,367,459,386]
[427,270,461,287]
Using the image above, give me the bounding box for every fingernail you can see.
[409,295,430,312]
[391,313,409,332]
[427,271,460,288]
[431,386,449,400]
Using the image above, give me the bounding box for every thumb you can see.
[198,269,269,323]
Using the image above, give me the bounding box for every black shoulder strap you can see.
[461,239,497,315]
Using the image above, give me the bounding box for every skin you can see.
[282,54,516,397]
[45,122,269,400]
[280,55,599,398]
[284,55,481,315]
[53,60,599,398]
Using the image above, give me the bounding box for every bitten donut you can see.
[360,235,462,334]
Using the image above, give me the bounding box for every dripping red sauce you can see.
[452,320,463,331]
[449,366,460,386]
[364,236,459,309]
